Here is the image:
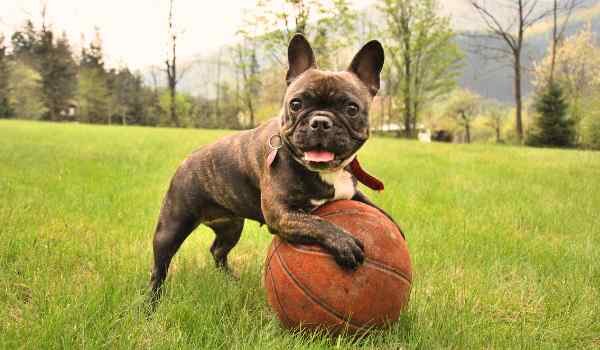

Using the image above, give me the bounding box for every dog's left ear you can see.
[348,40,384,96]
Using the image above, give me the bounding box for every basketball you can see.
[264,200,412,333]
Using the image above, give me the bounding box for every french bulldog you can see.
[149,34,398,304]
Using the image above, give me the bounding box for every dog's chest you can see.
[310,169,356,207]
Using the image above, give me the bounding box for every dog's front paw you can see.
[324,232,365,269]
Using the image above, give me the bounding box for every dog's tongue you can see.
[304,150,335,162]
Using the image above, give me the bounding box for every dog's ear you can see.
[348,40,384,96]
[286,34,316,85]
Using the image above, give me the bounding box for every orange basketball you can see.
[264,200,412,333]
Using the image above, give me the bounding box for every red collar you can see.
[349,157,384,191]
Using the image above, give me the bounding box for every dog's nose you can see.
[309,116,333,131]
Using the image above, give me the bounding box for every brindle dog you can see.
[149,34,396,304]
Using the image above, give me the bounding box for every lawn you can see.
[1,119,599,349]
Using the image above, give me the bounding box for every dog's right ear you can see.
[286,34,316,85]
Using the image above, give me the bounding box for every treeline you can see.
[0,22,244,129]
[1,0,599,150]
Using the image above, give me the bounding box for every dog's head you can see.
[279,34,384,172]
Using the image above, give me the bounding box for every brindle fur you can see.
[149,34,393,306]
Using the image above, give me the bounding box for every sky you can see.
[0,0,373,70]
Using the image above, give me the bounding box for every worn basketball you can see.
[264,200,412,333]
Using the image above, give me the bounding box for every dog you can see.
[149,34,397,304]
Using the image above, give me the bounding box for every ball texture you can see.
[264,200,412,333]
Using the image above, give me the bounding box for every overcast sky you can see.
[0,0,374,70]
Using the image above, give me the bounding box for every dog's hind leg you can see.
[206,218,244,272]
[149,202,199,306]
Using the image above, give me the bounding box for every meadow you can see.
[1,119,599,349]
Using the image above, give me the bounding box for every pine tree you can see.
[527,83,575,147]
[32,30,78,121]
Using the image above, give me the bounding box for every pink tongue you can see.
[304,150,335,162]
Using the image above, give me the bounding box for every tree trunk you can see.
[496,123,501,143]
[549,0,558,85]
[514,53,523,142]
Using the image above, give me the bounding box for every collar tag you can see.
[266,134,283,167]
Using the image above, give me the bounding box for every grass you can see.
[1,119,599,349]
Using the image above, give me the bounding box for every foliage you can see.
[77,68,112,124]
[249,0,357,67]
[533,25,600,142]
[7,62,47,120]
[526,82,575,147]
[159,91,194,127]
[579,97,600,150]
[443,89,481,143]
[36,31,78,121]
[481,102,508,143]
[0,35,11,118]
[378,0,463,137]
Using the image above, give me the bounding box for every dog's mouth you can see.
[303,150,335,163]
[301,149,354,172]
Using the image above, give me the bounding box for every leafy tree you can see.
[108,68,150,125]
[483,103,508,143]
[78,31,111,123]
[78,68,111,123]
[0,35,12,118]
[250,0,356,67]
[444,89,481,144]
[526,83,575,148]
[311,0,357,70]
[7,62,47,119]
[533,25,600,142]
[233,36,261,128]
[580,99,600,150]
[159,91,193,127]
[378,0,462,137]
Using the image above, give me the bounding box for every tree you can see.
[311,0,357,70]
[469,0,570,143]
[77,68,111,123]
[444,89,480,144]
[164,0,189,127]
[234,34,261,128]
[251,0,356,67]
[78,30,111,123]
[0,34,12,118]
[526,82,575,147]
[548,0,583,85]
[7,62,47,119]
[533,25,600,141]
[108,68,150,125]
[379,0,462,137]
[483,103,507,143]
[36,30,78,121]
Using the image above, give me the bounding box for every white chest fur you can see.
[319,169,356,201]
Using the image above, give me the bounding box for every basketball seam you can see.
[267,259,293,327]
[316,210,406,239]
[275,250,362,330]
[284,244,412,284]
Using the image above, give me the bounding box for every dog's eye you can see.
[289,99,303,112]
[346,103,359,117]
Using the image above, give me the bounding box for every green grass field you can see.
[1,119,599,349]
